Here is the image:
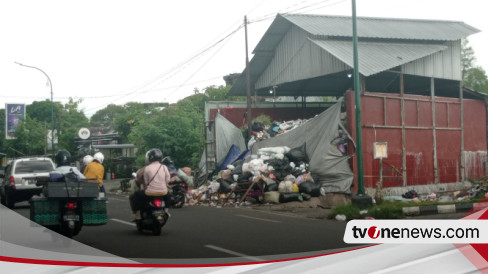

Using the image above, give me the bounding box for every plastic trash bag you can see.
[286,143,309,163]
[279,192,303,203]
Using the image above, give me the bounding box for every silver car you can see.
[0,157,55,208]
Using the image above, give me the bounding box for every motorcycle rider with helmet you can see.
[83,152,105,194]
[55,150,86,179]
[130,148,171,220]
[81,154,94,173]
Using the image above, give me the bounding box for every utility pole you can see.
[351,0,372,207]
[244,16,252,142]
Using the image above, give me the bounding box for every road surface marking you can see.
[236,214,281,223]
[106,197,127,202]
[111,218,136,227]
[205,245,263,262]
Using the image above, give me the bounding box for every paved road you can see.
[11,192,358,262]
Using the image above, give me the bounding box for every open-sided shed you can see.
[228,14,486,192]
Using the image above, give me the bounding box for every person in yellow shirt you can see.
[83,152,105,194]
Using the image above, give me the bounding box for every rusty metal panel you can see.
[347,91,487,191]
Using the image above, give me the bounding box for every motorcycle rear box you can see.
[44,181,99,198]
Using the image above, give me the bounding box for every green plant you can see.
[328,203,361,220]
[367,202,404,219]
[252,115,272,126]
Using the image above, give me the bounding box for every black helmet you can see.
[55,150,71,167]
[146,148,163,163]
[162,156,173,166]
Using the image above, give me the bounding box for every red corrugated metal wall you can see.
[346,90,487,192]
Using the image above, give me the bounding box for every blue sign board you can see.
[5,103,26,139]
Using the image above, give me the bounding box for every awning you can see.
[309,39,448,77]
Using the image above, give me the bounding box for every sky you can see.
[1,0,487,118]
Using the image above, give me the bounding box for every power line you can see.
[84,0,349,114]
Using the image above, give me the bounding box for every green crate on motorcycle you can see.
[30,197,60,225]
[82,199,108,225]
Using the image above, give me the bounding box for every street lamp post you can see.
[15,62,55,158]
[351,0,372,208]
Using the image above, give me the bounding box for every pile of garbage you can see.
[187,143,328,207]
[248,119,310,148]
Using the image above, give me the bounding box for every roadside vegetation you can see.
[329,187,488,220]
[0,85,237,171]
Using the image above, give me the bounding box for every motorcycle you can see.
[136,196,169,236]
[169,180,188,208]
[57,198,83,237]
[162,156,190,209]
[32,172,106,238]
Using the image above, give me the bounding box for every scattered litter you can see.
[335,214,347,221]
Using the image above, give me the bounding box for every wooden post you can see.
[431,78,439,184]
[460,83,465,183]
[400,73,407,187]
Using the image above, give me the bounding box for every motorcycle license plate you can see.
[63,214,80,221]
[152,210,164,216]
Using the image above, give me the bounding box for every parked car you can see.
[0,157,55,208]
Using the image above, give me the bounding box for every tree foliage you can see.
[464,67,488,93]
[461,38,476,80]
[90,104,125,127]
[461,39,488,93]
[0,98,89,158]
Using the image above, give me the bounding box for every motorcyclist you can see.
[131,148,170,220]
[83,152,105,194]
[162,156,180,183]
[55,150,86,179]
[162,156,177,174]
[81,154,94,173]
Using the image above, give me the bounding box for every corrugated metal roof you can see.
[282,14,480,41]
[310,39,448,76]
[229,14,480,97]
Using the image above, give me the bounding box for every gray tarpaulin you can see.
[251,99,354,194]
[197,112,247,184]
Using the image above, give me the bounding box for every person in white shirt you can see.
[54,150,86,179]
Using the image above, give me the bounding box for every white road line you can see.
[111,218,136,227]
[205,245,263,262]
[106,197,127,202]
[236,214,281,223]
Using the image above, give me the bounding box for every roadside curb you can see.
[403,202,488,216]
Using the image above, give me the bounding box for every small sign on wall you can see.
[374,142,388,159]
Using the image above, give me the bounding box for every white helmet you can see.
[83,155,94,165]
[93,152,104,164]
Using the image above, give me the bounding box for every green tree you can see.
[57,98,90,154]
[6,116,47,156]
[204,85,230,101]
[129,107,201,168]
[2,99,89,158]
[113,102,148,143]
[461,38,476,80]
[26,100,56,124]
[464,66,488,93]
[90,104,125,127]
